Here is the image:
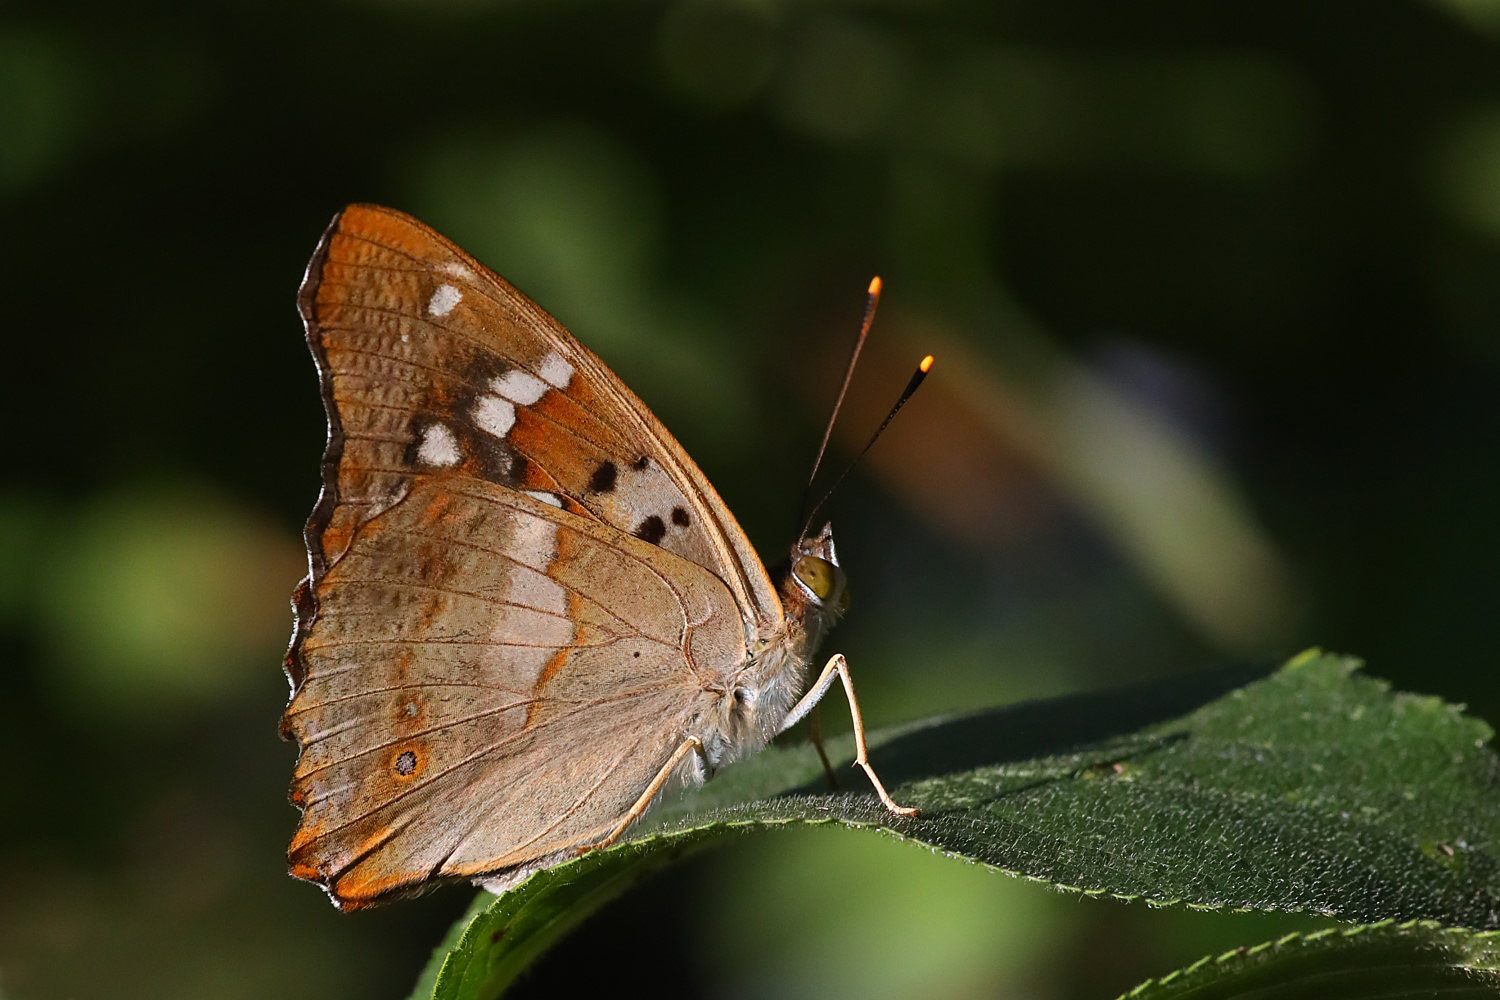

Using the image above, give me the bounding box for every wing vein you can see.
[284,681,539,714]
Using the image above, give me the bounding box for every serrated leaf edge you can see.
[1115,919,1500,999]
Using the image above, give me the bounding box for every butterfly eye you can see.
[792,554,839,602]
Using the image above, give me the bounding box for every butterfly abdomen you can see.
[696,634,812,769]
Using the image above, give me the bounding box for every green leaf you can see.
[413,651,1500,999]
[1118,920,1500,999]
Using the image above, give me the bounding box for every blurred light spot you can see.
[775,17,910,144]
[0,31,211,192]
[1431,107,1500,240]
[657,1,779,110]
[857,312,1298,655]
[0,30,90,191]
[408,123,662,338]
[1049,355,1297,653]
[35,484,302,719]
[701,828,1067,998]
[1426,0,1500,35]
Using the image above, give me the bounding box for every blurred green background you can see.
[4,0,1500,997]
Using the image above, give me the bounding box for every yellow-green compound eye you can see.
[792,554,838,601]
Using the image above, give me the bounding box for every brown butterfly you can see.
[281,204,916,910]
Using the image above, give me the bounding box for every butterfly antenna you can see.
[800,353,935,537]
[798,276,883,530]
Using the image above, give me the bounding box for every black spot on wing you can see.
[635,515,666,545]
[589,460,618,493]
[631,455,650,471]
[671,506,690,527]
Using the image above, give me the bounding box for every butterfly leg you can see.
[575,735,705,855]
[806,706,840,790]
[779,654,918,817]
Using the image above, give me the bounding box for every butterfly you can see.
[281,204,917,910]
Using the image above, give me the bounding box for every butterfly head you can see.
[783,523,850,636]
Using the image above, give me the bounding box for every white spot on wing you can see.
[416,423,461,467]
[438,262,475,280]
[504,553,568,615]
[488,513,570,681]
[525,490,564,508]
[492,370,548,405]
[513,512,560,569]
[538,352,575,388]
[428,284,462,317]
[472,395,516,438]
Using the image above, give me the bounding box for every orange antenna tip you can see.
[867,276,882,296]
[919,354,935,373]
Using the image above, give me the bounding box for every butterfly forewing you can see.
[284,205,778,908]
[296,204,775,618]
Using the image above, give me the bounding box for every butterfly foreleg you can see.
[779,654,919,818]
[780,677,840,788]
[575,735,706,856]
[805,705,840,791]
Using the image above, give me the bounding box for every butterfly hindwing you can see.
[283,476,747,906]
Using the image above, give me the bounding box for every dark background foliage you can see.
[3,1,1498,997]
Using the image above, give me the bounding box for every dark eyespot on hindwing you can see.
[635,515,666,544]
[394,749,418,776]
